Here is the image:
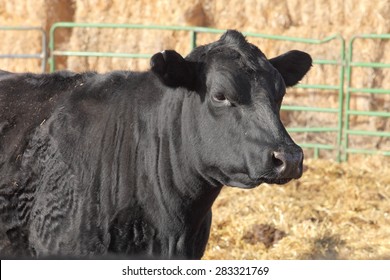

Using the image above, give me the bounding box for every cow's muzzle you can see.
[270,146,303,181]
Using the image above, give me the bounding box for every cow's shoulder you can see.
[65,70,160,113]
[0,71,96,168]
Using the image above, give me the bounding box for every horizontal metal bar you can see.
[346,148,390,156]
[351,34,390,40]
[52,50,152,59]
[295,84,340,90]
[0,54,44,59]
[346,110,390,117]
[347,87,390,94]
[50,22,344,45]
[51,22,226,33]
[298,143,335,150]
[281,105,339,113]
[312,59,343,65]
[0,26,47,73]
[0,26,45,31]
[350,61,390,68]
[346,130,390,137]
[242,32,343,44]
[287,127,339,133]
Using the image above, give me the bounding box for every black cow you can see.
[0,30,311,259]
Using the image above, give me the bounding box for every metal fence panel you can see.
[49,22,346,161]
[7,23,389,161]
[0,26,47,73]
[344,34,390,160]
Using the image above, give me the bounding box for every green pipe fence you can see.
[49,22,346,161]
[344,34,390,160]
[0,26,47,73]
[3,23,389,161]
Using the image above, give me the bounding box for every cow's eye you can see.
[212,93,231,106]
[213,92,226,101]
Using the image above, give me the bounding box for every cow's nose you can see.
[271,148,303,179]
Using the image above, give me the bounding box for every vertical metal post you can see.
[40,30,47,72]
[190,30,197,50]
[314,147,319,159]
[49,24,56,72]
[336,37,345,162]
[343,37,355,161]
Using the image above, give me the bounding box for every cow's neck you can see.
[109,86,222,258]
[139,87,222,223]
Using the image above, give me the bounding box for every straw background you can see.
[1,0,389,74]
[204,157,390,259]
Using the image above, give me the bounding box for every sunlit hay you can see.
[203,156,390,259]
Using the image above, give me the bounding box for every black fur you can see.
[0,30,311,259]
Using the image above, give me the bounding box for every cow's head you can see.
[150,30,312,188]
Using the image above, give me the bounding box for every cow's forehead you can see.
[207,46,269,73]
[206,46,278,82]
[188,32,271,74]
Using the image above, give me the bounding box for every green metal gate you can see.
[0,26,47,72]
[343,34,390,160]
[6,24,390,161]
[48,22,346,161]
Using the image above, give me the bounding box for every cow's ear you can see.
[150,50,196,90]
[269,50,312,87]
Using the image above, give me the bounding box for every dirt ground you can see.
[204,156,390,259]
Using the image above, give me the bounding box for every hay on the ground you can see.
[204,156,390,259]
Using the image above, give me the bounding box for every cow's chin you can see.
[262,177,293,185]
[225,174,293,189]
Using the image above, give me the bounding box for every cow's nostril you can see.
[272,151,287,174]
[272,152,284,168]
[271,149,303,179]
